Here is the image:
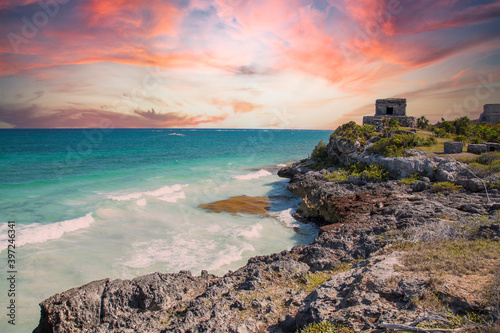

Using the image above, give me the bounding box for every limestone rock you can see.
[436,169,455,182]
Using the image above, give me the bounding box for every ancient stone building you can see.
[479,104,500,124]
[363,98,416,129]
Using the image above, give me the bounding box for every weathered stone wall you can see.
[375,98,407,116]
[479,104,500,123]
[363,115,416,128]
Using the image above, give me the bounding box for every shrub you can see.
[324,163,389,183]
[367,134,435,157]
[431,182,462,192]
[433,127,451,138]
[347,163,389,182]
[311,140,328,161]
[417,116,430,130]
[309,156,340,171]
[331,122,376,146]
[454,135,468,143]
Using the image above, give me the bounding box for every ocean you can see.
[0,128,331,332]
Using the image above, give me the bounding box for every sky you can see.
[0,0,499,129]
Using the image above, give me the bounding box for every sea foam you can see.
[108,184,188,204]
[0,213,95,252]
[232,169,272,180]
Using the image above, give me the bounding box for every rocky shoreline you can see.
[34,144,500,332]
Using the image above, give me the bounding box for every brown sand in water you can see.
[198,195,271,217]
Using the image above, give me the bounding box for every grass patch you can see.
[298,321,355,333]
[431,182,462,192]
[398,172,425,185]
[297,263,352,293]
[401,240,500,276]
[324,170,349,182]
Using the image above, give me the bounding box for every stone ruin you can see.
[479,104,500,124]
[363,98,416,130]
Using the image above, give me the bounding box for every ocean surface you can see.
[0,128,331,332]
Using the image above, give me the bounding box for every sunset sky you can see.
[0,0,499,129]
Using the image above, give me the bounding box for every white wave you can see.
[0,213,95,252]
[121,237,217,269]
[277,164,287,167]
[158,192,185,203]
[136,198,147,207]
[276,208,298,228]
[276,208,319,235]
[108,184,188,203]
[232,169,272,180]
[207,243,255,271]
[238,223,263,239]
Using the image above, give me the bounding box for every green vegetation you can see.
[367,134,437,157]
[298,321,355,333]
[417,116,430,130]
[324,169,349,182]
[330,121,376,146]
[458,152,500,178]
[311,140,328,161]
[324,163,389,183]
[309,156,340,171]
[431,116,500,143]
[398,172,426,185]
[431,182,462,192]
[297,263,352,293]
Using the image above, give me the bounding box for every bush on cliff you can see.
[311,140,328,161]
[330,121,376,146]
[324,163,389,183]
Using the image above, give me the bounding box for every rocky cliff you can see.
[34,146,500,332]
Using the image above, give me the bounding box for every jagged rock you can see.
[34,271,217,333]
[35,152,500,333]
[436,169,455,182]
[329,136,361,154]
[295,253,425,332]
[455,178,485,192]
[411,181,429,192]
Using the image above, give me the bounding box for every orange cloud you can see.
[210,99,263,114]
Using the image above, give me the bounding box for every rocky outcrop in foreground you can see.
[34,157,500,332]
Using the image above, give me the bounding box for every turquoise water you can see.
[0,128,330,332]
